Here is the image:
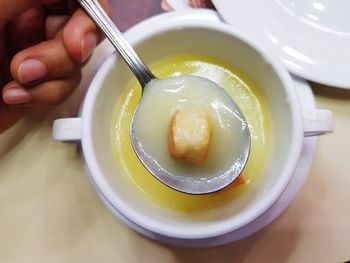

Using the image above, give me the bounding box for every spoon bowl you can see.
[79,0,251,194]
[130,75,251,194]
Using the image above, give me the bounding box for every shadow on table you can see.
[127,212,303,263]
[168,224,301,263]
[310,82,350,100]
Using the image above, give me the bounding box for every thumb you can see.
[0,0,60,27]
[62,0,109,62]
[62,8,101,63]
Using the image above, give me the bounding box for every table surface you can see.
[1,1,350,262]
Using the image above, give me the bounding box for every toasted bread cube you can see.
[169,109,212,165]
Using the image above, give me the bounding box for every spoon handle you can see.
[78,0,155,87]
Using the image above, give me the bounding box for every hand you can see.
[187,0,214,8]
[0,0,108,133]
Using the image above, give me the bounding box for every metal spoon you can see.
[79,0,251,194]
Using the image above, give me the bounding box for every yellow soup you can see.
[111,55,272,213]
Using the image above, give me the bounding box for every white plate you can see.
[84,10,317,247]
[212,0,350,89]
[167,0,350,89]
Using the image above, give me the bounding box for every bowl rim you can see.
[81,13,304,239]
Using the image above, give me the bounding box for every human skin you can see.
[0,0,108,133]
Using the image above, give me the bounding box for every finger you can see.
[45,15,69,39]
[161,1,174,11]
[62,0,112,63]
[3,72,81,105]
[10,6,107,85]
[6,6,46,56]
[62,9,101,63]
[10,37,79,85]
[2,81,31,104]
[0,0,60,26]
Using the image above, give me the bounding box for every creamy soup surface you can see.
[111,55,272,213]
[133,75,249,181]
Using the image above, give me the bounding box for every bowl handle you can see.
[303,109,333,137]
[53,118,82,143]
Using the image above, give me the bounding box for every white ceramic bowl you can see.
[53,11,333,245]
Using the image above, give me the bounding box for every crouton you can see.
[169,109,212,165]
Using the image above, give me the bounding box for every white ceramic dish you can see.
[84,10,318,247]
[52,10,332,246]
[167,0,350,89]
[87,75,317,247]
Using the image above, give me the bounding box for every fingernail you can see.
[3,87,31,105]
[18,59,48,84]
[81,33,98,62]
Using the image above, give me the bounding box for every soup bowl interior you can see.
[82,22,302,239]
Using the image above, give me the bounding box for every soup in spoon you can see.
[132,75,249,183]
